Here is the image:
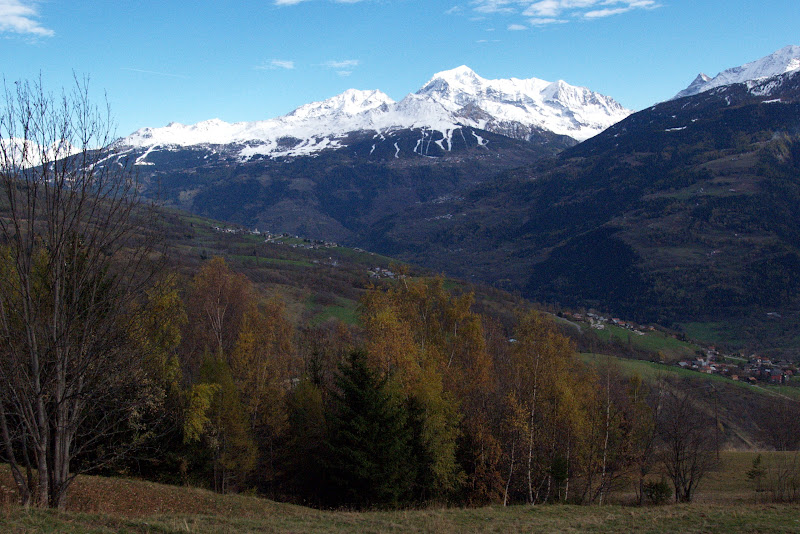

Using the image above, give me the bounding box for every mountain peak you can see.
[674,45,800,99]
[420,66,486,96]
[287,89,394,120]
[431,65,480,80]
[120,66,631,156]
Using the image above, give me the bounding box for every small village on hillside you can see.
[561,311,797,387]
[212,225,402,279]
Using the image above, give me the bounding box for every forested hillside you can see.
[3,72,800,518]
[369,72,800,355]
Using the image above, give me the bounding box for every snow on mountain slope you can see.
[123,89,397,158]
[674,45,800,99]
[416,66,629,141]
[120,67,630,160]
[0,137,80,169]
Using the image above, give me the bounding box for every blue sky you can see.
[2,0,798,137]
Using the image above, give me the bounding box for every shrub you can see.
[643,478,671,505]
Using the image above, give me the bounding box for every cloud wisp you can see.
[0,0,53,37]
[323,59,360,76]
[256,59,297,70]
[471,0,659,26]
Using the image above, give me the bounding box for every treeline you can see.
[92,256,724,509]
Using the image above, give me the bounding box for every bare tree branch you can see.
[0,76,165,509]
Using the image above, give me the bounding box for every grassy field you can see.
[2,452,799,533]
[590,324,700,359]
[3,501,800,533]
[681,321,747,348]
[228,254,316,268]
[307,296,360,326]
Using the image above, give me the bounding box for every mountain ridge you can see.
[120,66,631,160]
[674,44,800,99]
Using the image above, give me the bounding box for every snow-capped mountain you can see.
[0,137,80,169]
[120,67,631,160]
[674,45,800,99]
[413,66,628,141]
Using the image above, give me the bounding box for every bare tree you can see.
[760,398,800,451]
[0,76,163,509]
[656,384,719,503]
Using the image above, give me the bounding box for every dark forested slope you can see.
[367,72,800,353]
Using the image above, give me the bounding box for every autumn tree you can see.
[362,277,495,502]
[198,355,257,493]
[580,359,639,505]
[508,310,580,504]
[120,275,189,481]
[184,256,251,374]
[184,257,298,490]
[626,374,658,506]
[0,77,163,508]
[230,297,297,487]
[360,279,466,501]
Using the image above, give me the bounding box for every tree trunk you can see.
[503,436,516,506]
[526,358,540,505]
[0,408,31,506]
[564,439,571,503]
[598,373,611,506]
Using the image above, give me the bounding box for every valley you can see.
[110,51,800,357]
[3,32,800,527]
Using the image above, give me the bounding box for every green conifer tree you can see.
[324,350,412,508]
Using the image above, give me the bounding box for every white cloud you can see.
[319,59,360,76]
[522,0,561,18]
[256,59,296,70]
[324,59,360,69]
[507,23,528,30]
[584,7,630,18]
[0,0,53,37]
[472,0,518,14]
[529,17,567,25]
[471,0,659,23]
[271,59,296,70]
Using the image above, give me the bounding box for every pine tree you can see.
[283,379,327,505]
[324,350,412,508]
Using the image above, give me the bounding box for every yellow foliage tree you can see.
[510,310,587,504]
[230,297,297,481]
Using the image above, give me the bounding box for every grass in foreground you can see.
[3,452,800,533]
[2,500,800,533]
